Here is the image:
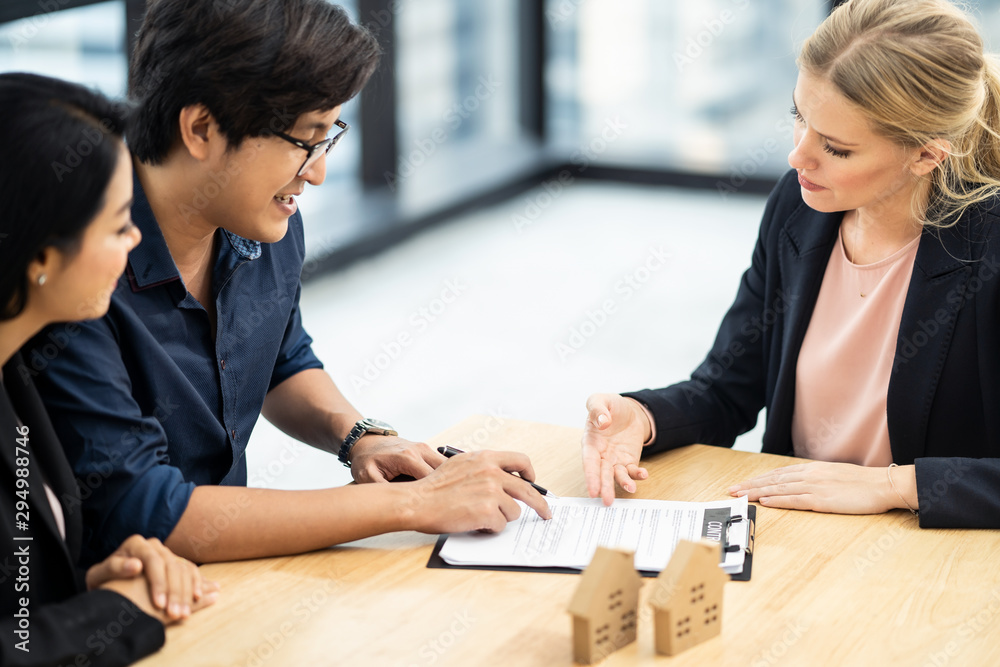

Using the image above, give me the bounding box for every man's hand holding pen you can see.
[438,446,558,498]
[402,449,553,535]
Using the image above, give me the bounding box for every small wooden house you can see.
[567,547,643,664]
[650,539,727,656]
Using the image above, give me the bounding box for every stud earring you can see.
[37,274,47,286]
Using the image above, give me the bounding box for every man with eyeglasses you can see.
[28,0,550,567]
[274,118,351,178]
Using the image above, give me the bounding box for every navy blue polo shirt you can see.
[26,179,323,565]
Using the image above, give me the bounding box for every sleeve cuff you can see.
[94,466,196,564]
[638,401,657,447]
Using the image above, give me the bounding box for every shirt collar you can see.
[127,176,181,291]
[127,175,262,292]
[223,229,262,261]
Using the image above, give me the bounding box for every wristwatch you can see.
[337,418,398,466]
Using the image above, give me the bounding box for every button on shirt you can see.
[27,179,323,565]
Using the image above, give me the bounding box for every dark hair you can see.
[0,73,128,321]
[128,0,381,164]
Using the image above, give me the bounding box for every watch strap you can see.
[337,419,397,466]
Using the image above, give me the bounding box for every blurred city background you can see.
[3,1,998,488]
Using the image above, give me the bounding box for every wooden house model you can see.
[650,539,727,656]
[567,547,643,664]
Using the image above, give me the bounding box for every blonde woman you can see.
[583,0,1000,528]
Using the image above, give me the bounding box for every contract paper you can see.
[439,496,749,574]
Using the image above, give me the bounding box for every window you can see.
[546,0,827,181]
[393,0,533,213]
[295,0,366,257]
[0,1,127,97]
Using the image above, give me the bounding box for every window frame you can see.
[2,0,836,278]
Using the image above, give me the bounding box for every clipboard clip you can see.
[723,515,755,555]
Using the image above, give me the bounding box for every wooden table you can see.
[136,416,1000,666]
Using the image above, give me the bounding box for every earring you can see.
[37,274,47,286]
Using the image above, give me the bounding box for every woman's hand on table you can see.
[86,534,220,623]
[728,461,918,514]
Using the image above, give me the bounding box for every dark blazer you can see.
[0,353,164,666]
[628,169,1000,528]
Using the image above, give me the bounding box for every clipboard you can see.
[427,505,756,581]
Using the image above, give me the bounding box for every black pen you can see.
[437,445,558,498]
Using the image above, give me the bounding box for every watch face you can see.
[362,418,395,432]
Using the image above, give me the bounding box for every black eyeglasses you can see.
[273,119,350,176]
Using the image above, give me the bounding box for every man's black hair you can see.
[127,0,381,164]
[0,73,128,320]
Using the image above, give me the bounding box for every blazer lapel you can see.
[887,222,974,462]
[766,205,841,452]
[2,354,82,564]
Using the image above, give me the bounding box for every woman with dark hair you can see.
[0,73,217,666]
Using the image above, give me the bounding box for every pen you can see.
[437,445,558,498]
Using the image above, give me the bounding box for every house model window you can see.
[650,539,727,656]
[567,547,643,664]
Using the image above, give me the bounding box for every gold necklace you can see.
[847,215,916,298]
[853,219,868,298]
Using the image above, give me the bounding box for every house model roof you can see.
[568,547,642,616]
[651,539,727,609]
